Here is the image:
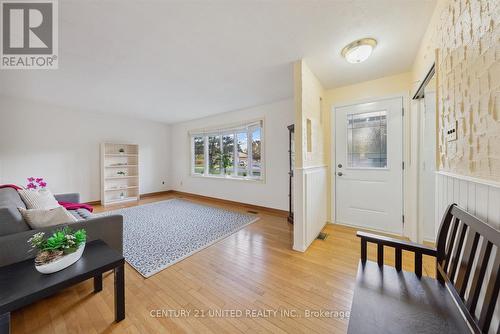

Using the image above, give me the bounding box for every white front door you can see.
[335,97,403,234]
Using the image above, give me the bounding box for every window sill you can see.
[190,173,265,183]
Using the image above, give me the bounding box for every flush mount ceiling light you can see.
[341,38,377,64]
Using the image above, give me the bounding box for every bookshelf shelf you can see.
[105,186,139,192]
[105,165,138,168]
[105,176,139,180]
[105,154,138,157]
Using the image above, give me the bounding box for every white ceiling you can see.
[0,0,436,124]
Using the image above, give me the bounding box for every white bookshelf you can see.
[101,143,139,206]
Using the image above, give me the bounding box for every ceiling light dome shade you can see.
[341,38,377,64]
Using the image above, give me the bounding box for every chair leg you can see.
[395,248,402,272]
[377,244,384,267]
[361,240,367,263]
[415,253,422,278]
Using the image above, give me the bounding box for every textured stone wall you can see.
[436,0,500,180]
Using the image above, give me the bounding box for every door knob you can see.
[337,172,343,176]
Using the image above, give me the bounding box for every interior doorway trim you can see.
[413,63,435,100]
[330,93,408,237]
[413,63,437,243]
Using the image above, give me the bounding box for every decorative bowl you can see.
[35,243,85,274]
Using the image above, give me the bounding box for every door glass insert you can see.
[347,110,387,168]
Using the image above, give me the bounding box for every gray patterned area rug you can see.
[100,199,259,278]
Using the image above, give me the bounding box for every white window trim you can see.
[190,119,265,182]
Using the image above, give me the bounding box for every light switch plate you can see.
[446,120,457,142]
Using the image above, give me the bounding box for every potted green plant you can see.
[27,227,87,274]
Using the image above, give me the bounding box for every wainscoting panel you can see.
[435,172,500,238]
[305,167,327,246]
[293,166,328,252]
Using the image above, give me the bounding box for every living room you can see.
[1,0,499,333]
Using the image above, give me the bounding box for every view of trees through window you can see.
[222,134,234,175]
[208,136,221,174]
[251,128,261,177]
[193,137,204,174]
[237,132,248,176]
[192,122,263,180]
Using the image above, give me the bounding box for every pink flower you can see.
[26,176,47,189]
[27,183,37,190]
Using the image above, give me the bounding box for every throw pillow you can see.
[18,189,60,210]
[18,206,77,229]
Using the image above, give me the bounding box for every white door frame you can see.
[330,93,414,238]
[415,66,437,244]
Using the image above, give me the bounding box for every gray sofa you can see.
[0,187,123,267]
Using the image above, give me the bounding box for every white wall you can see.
[170,99,293,211]
[0,95,171,202]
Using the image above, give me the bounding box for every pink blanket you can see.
[58,201,94,213]
[0,184,22,190]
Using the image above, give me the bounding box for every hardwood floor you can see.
[11,193,436,333]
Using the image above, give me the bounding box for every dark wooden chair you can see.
[348,204,500,334]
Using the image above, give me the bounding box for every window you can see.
[191,120,264,180]
[193,136,205,174]
[222,134,234,175]
[251,127,261,177]
[347,110,387,168]
[237,132,248,176]
[208,135,221,174]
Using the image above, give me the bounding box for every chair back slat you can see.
[449,222,468,280]
[478,252,499,332]
[442,217,459,271]
[466,240,493,315]
[436,204,500,334]
[456,231,480,297]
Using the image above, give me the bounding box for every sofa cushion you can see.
[0,188,30,236]
[19,206,77,229]
[69,208,93,221]
[17,189,60,209]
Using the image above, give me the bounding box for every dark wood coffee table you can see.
[0,240,125,334]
